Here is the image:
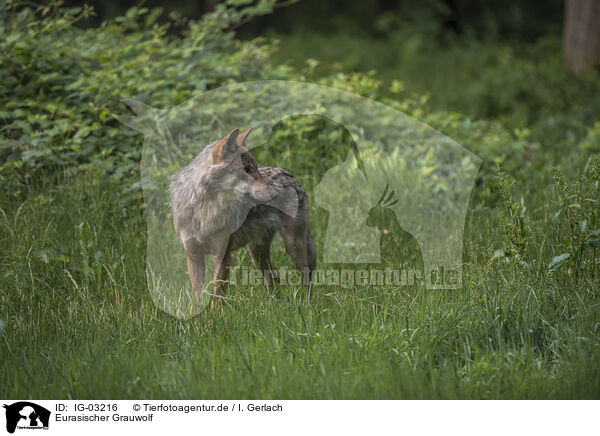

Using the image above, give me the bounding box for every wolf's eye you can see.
[245,166,252,174]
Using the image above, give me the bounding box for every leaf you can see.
[584,230,600,248]
[547,253,571,273]
[584,238,600,248]
[576,220,587,233]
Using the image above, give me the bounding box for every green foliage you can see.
[272,28,600,154]
[495,166,529,265]
[548,160,600,279]
[0,0,288,180]
[579,121,600,153]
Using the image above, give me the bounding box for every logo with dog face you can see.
[116,80,481,317]
[3,402,50,433]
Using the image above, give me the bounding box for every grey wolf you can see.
[170,128,316,308]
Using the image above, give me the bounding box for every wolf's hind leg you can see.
[281,220,313,292]
[306,229,317,300]
[248,238,278,289]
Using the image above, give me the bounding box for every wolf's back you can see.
[259,166,307,200]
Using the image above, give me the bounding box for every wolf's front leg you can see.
[211,237,233,309]
[184,239,206,310]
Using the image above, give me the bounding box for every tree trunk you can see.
[563,0,600,74]
[204,0,221,13]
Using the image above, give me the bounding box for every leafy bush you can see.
[0,0,289,180]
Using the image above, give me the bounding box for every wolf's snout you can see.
[252,180,277,203]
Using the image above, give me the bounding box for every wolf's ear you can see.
[236,127,253,146]
[212,128,240,163]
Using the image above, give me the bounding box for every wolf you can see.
[170,127,316,308]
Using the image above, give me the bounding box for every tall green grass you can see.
[1,153,599,399]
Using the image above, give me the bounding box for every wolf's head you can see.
[208,128,276,204]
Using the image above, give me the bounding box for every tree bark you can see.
[563,0,600,74]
